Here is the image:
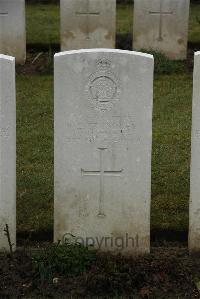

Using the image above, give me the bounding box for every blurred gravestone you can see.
[133,0,190,60]
[0,0,26,64]
[60,0,116,50]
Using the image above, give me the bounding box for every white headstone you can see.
[54,49,153,255]
[0,55,16,252]
[0,0,26,64]
[133,0,190,60]
[60,0,116,50]
[189,52,200,254]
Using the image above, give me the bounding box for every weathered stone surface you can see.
[0,0,26,64]
[0,55,16,251]
[54,49,153,255]
[189,52,200,254]
[60,0,116,50]
[133,0,190,60]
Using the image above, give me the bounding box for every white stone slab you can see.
[189,52,200,254]
[54,49,153,255]
[0,55,16,252]
[0,0,26,64]
[133,0,190,60]
[60,0,116,50]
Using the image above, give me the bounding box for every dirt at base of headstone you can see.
[16,52,54,75]
[0,247,200,298]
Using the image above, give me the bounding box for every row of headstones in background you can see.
[0,0,190,63]
[62,0,190,60]
[59,0,190,60]
[1,50,200,255]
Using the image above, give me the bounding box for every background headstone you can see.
[0,55,16,251]
[189,52,200,254]
[0,0,26,64]
[54,49,153,255]
[60,0,116,50]
[133,0,190,60]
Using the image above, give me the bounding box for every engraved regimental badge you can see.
[87,58,120,112]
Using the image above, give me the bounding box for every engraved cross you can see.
[0,11,8,17]
[81,148,123,217]
[149,0,173,41]
[75,0,100,40]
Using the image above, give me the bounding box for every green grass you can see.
[152,74,192,231]
[17,75,53,231]
[117,3,133,34]
[16,72,193,233]
[26,3,200,46]
[189,3,200,44]
[26,4,60,46]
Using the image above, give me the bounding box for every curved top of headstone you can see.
[55,48,153,60]
[195,51,200,57]
[0,54,15,61]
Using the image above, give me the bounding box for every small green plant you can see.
[140,49,186,75]
[33,242,96,282]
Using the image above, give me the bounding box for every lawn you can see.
[16,71,193,233]
[16,2,199,235]
[17,75,53,232]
